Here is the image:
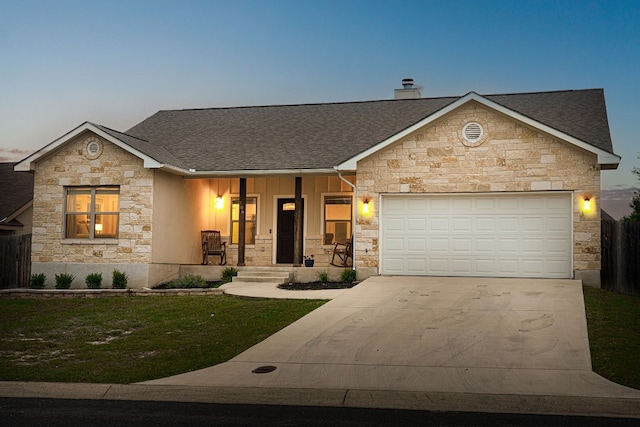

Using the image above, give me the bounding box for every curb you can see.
[1,382,640,419]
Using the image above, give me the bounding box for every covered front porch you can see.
[155,173,357,269]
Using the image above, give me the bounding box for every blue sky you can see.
[1,0,639,192]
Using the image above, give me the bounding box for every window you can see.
[65,187,119,239]
[231,197,257,245]
[324,195,352,245]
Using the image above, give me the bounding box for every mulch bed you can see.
[278,281,358,290]
[153,281,222,289]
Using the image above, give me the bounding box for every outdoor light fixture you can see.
[216,196,224,210]
[583,197,592,212]
[362,198,371,215]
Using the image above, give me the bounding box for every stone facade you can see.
[355,102,601,284]
[31,134,155,287]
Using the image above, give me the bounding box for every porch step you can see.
[232,268,293,285]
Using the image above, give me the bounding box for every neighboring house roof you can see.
[0,162,33,227]
[15,89,620,175]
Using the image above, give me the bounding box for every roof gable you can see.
[337,91,620,170]
[14,122,170,172]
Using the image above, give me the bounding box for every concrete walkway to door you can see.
[144,276,640,400]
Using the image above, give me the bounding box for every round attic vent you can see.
[84,138,103,159]
[463,122,483,143]
[87,141,100,155]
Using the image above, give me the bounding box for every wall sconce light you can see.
[362,198,371,215]
[583,197,592,212]
[215,196,224,210]
[95,223,103,234]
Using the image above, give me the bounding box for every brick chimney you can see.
[394,78,421,99]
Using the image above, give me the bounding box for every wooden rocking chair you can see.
[201,230,227,265]
[330,237,353,267]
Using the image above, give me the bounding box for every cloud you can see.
[0,148,35,162]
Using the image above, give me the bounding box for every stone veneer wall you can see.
[31,133,155,288]
[356,103,601,285]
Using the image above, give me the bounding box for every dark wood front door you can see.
[276,198,303,264]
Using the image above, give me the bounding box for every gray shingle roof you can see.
[123,89,613,172]
[0,162,33,224]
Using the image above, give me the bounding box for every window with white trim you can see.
[65,186,120,239]
[324,195,352,245]
[231,197,257,245]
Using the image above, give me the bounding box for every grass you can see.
[583,286,640,390]
[1,287,638,389]
[0,295,325,384]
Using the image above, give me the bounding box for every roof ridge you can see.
[92,123,150,143]
[483,88,602,97]
[155,96,461,113]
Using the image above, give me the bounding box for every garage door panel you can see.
[384,238,404,252]
[499,217,519,232]
[381,193,572,278]
[476,218,496,232]
[406,259,427,273]
[429,238,449,252]
[407,238,426,251]
[452,218,472,232]
[385,218,405,231]
[498,239,519,253]
[428,258,449,273]
[407,218,426,231]
[451,258,472,274]
[429,217,449,231]
[475,238,495,252]
[522,238,544,253]
[522,217,544,231]
[475,259,496,274]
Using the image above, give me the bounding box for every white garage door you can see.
[381,193,572,278]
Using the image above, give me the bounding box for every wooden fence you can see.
[601,220,640,295]
[0,234,31,289]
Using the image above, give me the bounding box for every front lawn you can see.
[583,286,640,390]
[0,295,325,384]
[1,287,638,390]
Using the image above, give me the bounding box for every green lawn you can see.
[583,286,640,390]
[1,288,638,389]
[0,295,325,384]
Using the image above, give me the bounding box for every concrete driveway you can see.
[144,276,640,398]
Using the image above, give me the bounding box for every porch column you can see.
[293,176,303,267]
[237,177,246,267]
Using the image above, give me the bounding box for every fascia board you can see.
[336,92,620,170]
[184,168,338,178]
[3,201,33,223]
[14,122,163,171]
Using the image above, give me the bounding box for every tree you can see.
[623,156,640,222]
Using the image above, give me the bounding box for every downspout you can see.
[336,168,357,271]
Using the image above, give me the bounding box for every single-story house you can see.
[0,162,34,236]
[15,81,620,288]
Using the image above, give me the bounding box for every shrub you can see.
[317,270,329,283]
[85,272,103,289]
[221,267,238,283]
[55,273,75,289]
[166,274,206,289]
[29,273,46,289]
[341,269,357,283]
[112,269,128,289]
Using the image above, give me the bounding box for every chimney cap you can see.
[402,78,414,88]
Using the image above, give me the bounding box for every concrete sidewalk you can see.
[2,277,640,418]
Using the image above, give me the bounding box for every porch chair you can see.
[330,236,353,267]
[201,230,227,265]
